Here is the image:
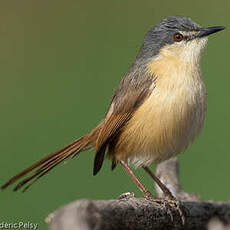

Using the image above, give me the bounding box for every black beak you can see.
[198,26,225,38]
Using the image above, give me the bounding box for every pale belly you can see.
[112,81,206,167]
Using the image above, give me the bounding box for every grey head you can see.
[137,16,225,60]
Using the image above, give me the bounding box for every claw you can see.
[165,198,185,225]
[146,196,185,225]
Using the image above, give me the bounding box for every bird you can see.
[1,16,225,201]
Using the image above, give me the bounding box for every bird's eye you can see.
[173,33,183,42]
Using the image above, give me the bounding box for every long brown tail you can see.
[1,125,101,192]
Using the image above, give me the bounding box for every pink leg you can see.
[143,166,175,199]
[120,160,152,198]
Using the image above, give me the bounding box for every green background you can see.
[0,1,229,229]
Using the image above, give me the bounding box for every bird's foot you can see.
[145,193,185,225]
[143,190,156,200]
[164,196,185,225]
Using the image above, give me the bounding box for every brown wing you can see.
[93,71,155,175]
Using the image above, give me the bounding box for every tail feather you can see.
[1,125,101,191]
[16,152,71,192]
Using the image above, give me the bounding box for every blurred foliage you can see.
[0,0,229,229]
